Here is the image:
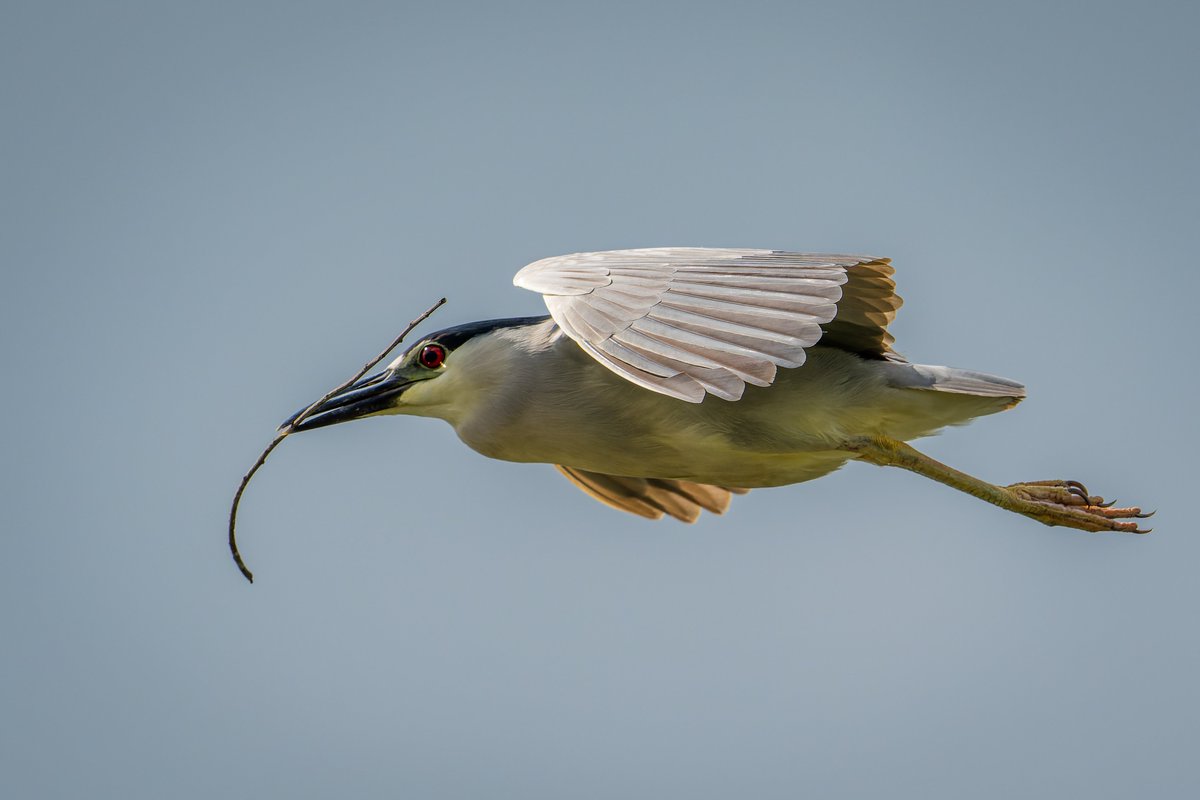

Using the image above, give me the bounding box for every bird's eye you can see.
[418,344,446,369]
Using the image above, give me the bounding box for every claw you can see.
[1096,498,1116,508]
[1066,485,1089,502]
[1134,510,1156,519]
[1134,527,1153,534]
[1065,480,1089,496]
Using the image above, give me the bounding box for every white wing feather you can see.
[514,248,880,402]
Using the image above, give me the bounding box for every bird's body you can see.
[289,248,1148,531]
[407,317,1017,488]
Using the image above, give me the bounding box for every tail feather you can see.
[883,363,1026,400]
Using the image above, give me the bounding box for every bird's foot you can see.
[1004,480,1153,533]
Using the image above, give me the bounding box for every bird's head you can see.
[280,315,551,431]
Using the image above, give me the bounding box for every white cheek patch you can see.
[387,351,414,371]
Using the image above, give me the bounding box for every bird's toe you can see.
[1005,480,1152,534]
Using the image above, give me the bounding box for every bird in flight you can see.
[285,248,1149,533]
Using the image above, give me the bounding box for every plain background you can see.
[3,1,1197,797]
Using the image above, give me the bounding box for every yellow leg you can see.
[844,437,1151,534]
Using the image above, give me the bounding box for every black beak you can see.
[280,370,413,432]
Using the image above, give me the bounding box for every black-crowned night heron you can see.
[286,248,1148,533]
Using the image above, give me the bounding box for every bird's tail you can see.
[876,362,1026,440]
[886,363,1026,400]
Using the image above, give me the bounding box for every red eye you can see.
[418,344,446,369]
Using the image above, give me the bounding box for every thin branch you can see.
[228,297,447,583]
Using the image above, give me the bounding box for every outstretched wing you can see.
[514,248,899,402]
[555,466,749,523]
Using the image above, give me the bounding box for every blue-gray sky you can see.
[2,2,1197,798]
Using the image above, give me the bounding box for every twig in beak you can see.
[228,297,447,583]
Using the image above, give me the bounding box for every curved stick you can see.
[228,297,447,583]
